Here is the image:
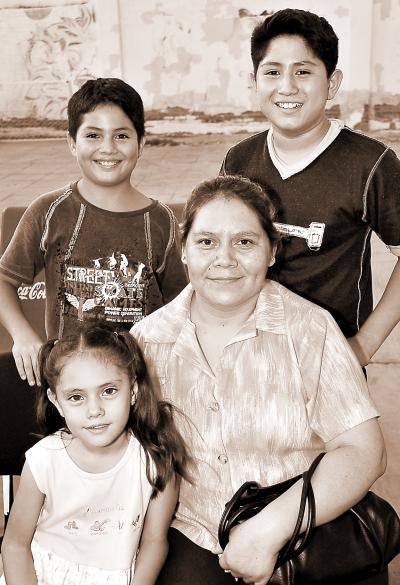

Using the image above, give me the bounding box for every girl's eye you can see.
[86,133,99,139]
[296,70,310,76]
[103,387,118,397]
[68,394,84,403]
[198,238,214,247]
[115,133,129,140]
[264,70,279,76]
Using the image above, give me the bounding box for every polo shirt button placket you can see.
[218,454,228,464]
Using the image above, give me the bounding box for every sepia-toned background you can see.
[0,0,399,581]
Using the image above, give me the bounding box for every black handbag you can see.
[218,453,400,584]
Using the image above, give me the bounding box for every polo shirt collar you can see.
[145,284,193,343]
[254,280,287,334]
[144,280,286,347]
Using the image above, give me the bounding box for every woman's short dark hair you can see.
[67,78,145,143]
[181,175,281,246]
[251,9,339,77]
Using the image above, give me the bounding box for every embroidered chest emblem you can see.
[274,222,325,251]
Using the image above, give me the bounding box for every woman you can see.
[131,175,386,585]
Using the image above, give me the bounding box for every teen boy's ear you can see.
[327,69,343,101]
[138,136,146,157]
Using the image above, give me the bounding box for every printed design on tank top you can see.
[90,519,111,533]
[64,520,79,531]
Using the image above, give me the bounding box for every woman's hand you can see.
[218,516,283,585]
[218,420,385,585]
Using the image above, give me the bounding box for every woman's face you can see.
[183,197,275,311]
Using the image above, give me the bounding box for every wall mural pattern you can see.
[24,4,96,118]
[1,0,400,126]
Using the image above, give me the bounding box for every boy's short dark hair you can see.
[251,8,339,77]
[67,78,145,143]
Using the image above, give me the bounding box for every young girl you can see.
[0,323,192,585]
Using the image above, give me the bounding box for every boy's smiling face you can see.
[254,34,342,140]
[68,103,144,190]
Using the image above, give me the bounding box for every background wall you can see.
[0,0,399,129]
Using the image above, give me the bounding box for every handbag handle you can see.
[277,452,325,566]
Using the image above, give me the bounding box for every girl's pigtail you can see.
[36,339,65,436]
[132,388,194,495]
[38,338,56,388]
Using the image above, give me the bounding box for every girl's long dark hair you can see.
[37,322,193,494]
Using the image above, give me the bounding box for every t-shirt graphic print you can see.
[64,251,150,326]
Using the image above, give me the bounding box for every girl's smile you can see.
[85,423,110,432]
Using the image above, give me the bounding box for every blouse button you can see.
[209,401,220,412]
[218,454,228,464]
